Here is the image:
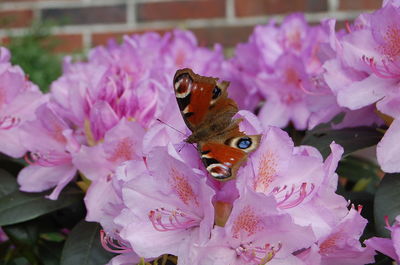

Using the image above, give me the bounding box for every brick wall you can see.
[0,0,383,53]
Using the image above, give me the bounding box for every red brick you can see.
[42,5,126,25]
[47,34,83,53]
[91,29,170,47]
[191,26,254,47]
[339,0,381,10]
[0,0,36,2]
[1,0,79,2]
[0,37,11,46]
[235,0,327,17]
[137,0,225,21]
[0,10,33,28]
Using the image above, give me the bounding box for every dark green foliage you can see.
[60,221,115,265]
[5,22,63,92]
[374,174,400,237]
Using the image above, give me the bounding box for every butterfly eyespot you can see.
[212,86,222,99]
[237,137,252,149]
[174,73,193,98]
[207,163,231,179]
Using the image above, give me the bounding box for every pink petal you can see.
[377,118,400,172]
[337,74,393,109]
[17,164,76,200]
[0,128,27,157]
[365,237,397,261]
[258,101,291,129]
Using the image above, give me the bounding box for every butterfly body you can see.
[174,68,260,181]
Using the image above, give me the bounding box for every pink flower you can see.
[49,30,224,143]
[225,14,345,130]
[234,127,375,264]
[13,29,224,200]
[181,187,315,265]
[237,126,324,217]
[17,104,80,200]
[297,207,376,265]
[73,118,145,225]
[366,216,400,263]
[323,2,400,172]
[0,47,47,158]
[114,145,215,258]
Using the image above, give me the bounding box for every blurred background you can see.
[0,0,382,90]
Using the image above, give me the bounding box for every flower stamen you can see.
[100,230,132,254]
[148,208,201,232]
[274,182,315,209]
[362,55,400,79]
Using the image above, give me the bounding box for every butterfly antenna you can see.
[178,143,186,153]
[156,118,186,136]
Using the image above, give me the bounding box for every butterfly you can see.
[173,68,261,181]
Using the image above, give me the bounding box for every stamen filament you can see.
[149,208,201,232]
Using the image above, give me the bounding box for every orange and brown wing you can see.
[173,68,230,131]
[199,135,260,181]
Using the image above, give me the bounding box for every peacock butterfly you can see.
[173,68,261,181]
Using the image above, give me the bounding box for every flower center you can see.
[107,137,135,162]
[254,152,277,193]
[381,24,400,59]
[170,168,199,206]
[231,205,262,239]
[285,68,300,85]
[319,230,344,254]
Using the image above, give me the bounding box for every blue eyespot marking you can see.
[237,137,252,149]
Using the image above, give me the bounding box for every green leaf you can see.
[0,169,18,197]
[336,156,382,194]
[0,187,83,226]
[39,241,63,265]
[60,221,114,265]
[3,222,39,246]
[40,232,66,242]
[374,173,400,237]
[302,126,383,159]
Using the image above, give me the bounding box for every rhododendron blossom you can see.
[0,7,396,263]
[0,47,47,158]
[323,0,400,173]
[17,104,79,200]
[1,30,223,200]
[226,14,365,130]
[115,145,215,259]
[100,115,375,264]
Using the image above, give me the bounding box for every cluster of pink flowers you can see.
[224,13,381,130]
[96,112,376,265]
[1,30,223,200]
[2,1,400,263]
[323,0,400,173]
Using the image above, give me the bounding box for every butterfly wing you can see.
[173,68,236,132]
[173,68,261,181]
[199,134,261,181]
